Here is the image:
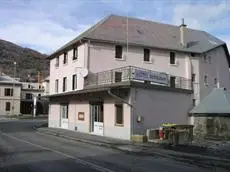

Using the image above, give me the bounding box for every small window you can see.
[192,99,196,107]
[115,104,123,125]
[204,75,208,85]
[5,102,11,111]
[63,52,68,64]
[4,88,13,96]
[28,84,31,88]
[38,94,41,100]
[72,74,77,90]
[192,73,196,82]
[115,45,122,59]
[208,56,211,63]
[170,52,175,64]
[39,85,41,89]
[203,54,207,62]
[55,57,59,67]
[55,79,59,93]
[115,72,122,82]
[144,48,150,62]
[73,48,78,60]
[191,53,196,57]
[170,76,176,88]
[63,77,67,92]
[214,78,218,87]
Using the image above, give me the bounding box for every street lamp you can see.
[12,61,16,115]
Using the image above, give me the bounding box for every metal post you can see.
[12,61,16,115]
[33,96,37,118]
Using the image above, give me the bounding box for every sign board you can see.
[134,69,169,85]
[78,112,85,121]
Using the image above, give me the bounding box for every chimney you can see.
[180,18,187,47]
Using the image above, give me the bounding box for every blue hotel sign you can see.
[134,69,169,85]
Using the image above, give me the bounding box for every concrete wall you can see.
[49,43,87,95]
[194,116,230,138]
[0,84,21,116]
[130,88,193,135]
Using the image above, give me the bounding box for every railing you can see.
[84,66,192,90]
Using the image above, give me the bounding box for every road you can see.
[0,119,228,172]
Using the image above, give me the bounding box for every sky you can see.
[0,0,230,54]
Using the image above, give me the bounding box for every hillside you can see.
[0,39,49,81]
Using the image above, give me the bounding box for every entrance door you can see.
[60,104,69,129]
[91,103,103,135]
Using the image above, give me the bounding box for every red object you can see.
[159,128,164,140]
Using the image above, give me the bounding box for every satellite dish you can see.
[76,67,88,77]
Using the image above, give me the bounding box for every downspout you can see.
[107,89,134,141]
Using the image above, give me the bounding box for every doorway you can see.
[60,104,69,129]
[90,102,104,135]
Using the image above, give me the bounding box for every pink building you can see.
[47,15,230,140]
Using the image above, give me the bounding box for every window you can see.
[192,73,196,82]
[72,74,77,90]
[203,54,207,62]
[214,78,218,87]
[73,48,78,60]
[144,48,150,62]
[170,76,176,88]
[204,75,208,85]
[63,77,67,92]
[26,93,33,100]
[192,99,196,107]
[39,85,41,89]
[191,53,196,57]
[170,52,175,64]
[5,102,11,111]
[63,52,68,64]
[28,84,31,88]
[115,104,123,125]
[55,79,59,93]
[61,104,68,119]
[115,45,122,59]
[4,88,13,96]
[115,72,122,82]
[55,57,59,67]
[208,56,211,63]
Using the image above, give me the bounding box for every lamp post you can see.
[12,61,16,115]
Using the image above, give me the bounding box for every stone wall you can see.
[194,116,230,138]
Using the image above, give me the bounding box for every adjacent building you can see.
[0,74,22,116]
[47,15,230,140]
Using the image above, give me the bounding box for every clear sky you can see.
[0,0,230,54]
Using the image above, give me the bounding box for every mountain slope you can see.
[0,39,49,81]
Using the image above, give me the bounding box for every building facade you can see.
[0,74,21,116]
[47,15,230,140]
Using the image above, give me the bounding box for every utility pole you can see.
[12,61,16,115]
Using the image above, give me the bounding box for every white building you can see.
[0,74,22,116]
[47,15,230,140]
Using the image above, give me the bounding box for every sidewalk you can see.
[36,127,230,169]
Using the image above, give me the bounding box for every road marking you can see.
[0,131,114,172]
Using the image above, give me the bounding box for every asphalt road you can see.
[0,119,228,172]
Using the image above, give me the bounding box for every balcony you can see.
[84,66,192,90]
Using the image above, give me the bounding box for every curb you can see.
[36,129,230,169]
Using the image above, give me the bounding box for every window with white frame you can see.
[115,103,123,125]
[63,77,67,92]
[73,47,78,60]
[144,48,150,62]
[4,88,13,96]
[72,74,77,90]
[63,52,68,64]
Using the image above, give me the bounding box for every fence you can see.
[84,66,192,90]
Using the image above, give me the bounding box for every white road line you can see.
[0,131,114,172]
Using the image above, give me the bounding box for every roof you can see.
[0,74,22,85]
[190,88,230,114]
[48,14,229,60]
